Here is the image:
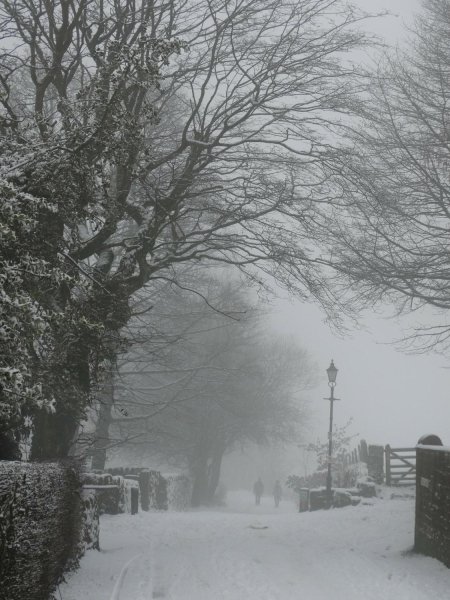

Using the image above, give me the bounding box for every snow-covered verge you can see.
[0,461,92,600]
[60,487,450,600]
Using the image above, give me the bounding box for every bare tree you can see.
[109,281,316,506]
[0,0,373,457]
[316,0,450,355]
[88,270,246,468]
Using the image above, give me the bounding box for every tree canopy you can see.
[0,0,373,458]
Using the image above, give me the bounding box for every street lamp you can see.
[325,360,339,509]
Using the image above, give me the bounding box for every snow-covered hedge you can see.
[81,472,139,514]
[80,490,100,553]
[82,472,114,485]
[166,475,193,511]
[113,475,139,514]
[148,470,168,510]
[0,460,91,600]
[104,467,192,511]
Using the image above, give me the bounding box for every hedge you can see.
[0,460,93,600]
[166,475,192,511]
[104,466,193,512]
[80,490,100,553]
[81,472,139,515]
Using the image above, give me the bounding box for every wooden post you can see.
[385,444,391,486]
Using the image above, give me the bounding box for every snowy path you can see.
[60,489,450,600]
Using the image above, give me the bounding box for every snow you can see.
[417,444,450,453]
[59,488,450,600]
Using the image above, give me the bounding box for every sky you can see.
[269,0,450,451]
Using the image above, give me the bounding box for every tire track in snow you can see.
[109,554,141,600]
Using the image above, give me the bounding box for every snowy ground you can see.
[60,488,450,600]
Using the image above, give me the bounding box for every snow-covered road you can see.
[60,489,450,600]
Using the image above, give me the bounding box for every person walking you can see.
[273,480,282,508]
[253,478,264,506]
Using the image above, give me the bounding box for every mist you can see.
[2,0,450,599]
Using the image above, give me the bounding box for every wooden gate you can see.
[385,445,416,486]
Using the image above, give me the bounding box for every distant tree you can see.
[87,270,244,468]
[105,281,316,506]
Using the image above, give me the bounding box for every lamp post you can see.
[325,359,338,509]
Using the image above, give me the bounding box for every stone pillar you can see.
[368,445,384,484]
[360,439,369,464]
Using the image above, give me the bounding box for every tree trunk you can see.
[30,406,78,460]
[0,422,21,461]
[191,454,209,507]
[207,446,224,505]
[91,367,115,471]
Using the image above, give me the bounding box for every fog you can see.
[270,298,450,449]
[267,0,447,452]
[4,0,450,598]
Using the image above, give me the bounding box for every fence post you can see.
[385,444,391,486]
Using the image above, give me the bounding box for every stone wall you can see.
[367,445,384,484]
[415,436,450,567]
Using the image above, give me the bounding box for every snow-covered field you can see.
[60,488,450,600]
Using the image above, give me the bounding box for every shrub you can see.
[112,475,139,514]
[286,472,326,494]
[0,460,86,600]
[79,490,100,553]
[149,470,168,510]
[166,475,193,511]
[81,472,120,515]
